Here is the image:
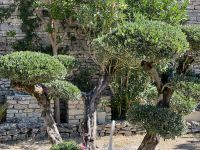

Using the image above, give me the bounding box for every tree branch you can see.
[176,54,194,75]
[141,61,163,92]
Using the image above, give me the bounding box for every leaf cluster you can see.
[0,51,67,85]
[181,25,200,51]
[54,55,76,74]
[78,0,127,37]
[125,0,189,25]
[34,0,79,20]
[50,140,81,150]
[45,80,81,100]
[127,104,186,139]
[93,18,189,65]
[0,2,16,23]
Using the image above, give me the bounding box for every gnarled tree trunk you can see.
[138,133,159,150]
[33,91,62,144]
[81,72,110,150]
[139,56,194,150]
[11,82,63,145]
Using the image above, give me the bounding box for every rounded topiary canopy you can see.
[93,19,189,64]
[0,51,67,85]
[181,25,200,52]
[127,104,185,139]
[54,55,76,73]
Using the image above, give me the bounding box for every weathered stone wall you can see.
[0,121,199,142]
[188,0,200,24]
[0,79,13,104]
[6,95,54,123]
[68,96,111,125]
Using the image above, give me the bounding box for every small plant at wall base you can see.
[50,140,81,150]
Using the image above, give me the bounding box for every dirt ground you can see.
[0,134,199,150]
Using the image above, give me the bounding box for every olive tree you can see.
[93,16,200,150]
[0,51,80,144]
[33,0,80,123]
[77,0,191,149]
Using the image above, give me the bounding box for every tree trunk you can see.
[34,93,62,144]
[82,95,97,150]
[137,133,159,150]
[81,72,110,150]
[54,98,60,124]
[10,82,63,144]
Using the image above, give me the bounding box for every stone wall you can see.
[6,95,54,123]
[188,0,200,24]
[68,96,111,125]
[6,94,111,125]
[0,121,199,142]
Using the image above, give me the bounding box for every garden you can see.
[0,0,200,150]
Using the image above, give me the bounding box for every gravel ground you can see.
[0,134,199,150]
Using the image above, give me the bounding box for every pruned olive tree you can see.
[0,51,80,144]
[93,16,200,150]
[77,0,191,149]
[33,0,80,123]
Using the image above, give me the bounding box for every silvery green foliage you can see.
[54,55,76,74]
[45,80,81,100]
[181,25,200,51]
[92,18,189,66]
[0,51,81,100]
[170,92,196,115]
[34,0,78,20]
[50,140,81,150]
[0,51,67,85]
[125,0,189,25]
[127,104,186,139]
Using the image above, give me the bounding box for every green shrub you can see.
[93,19,189,65]
[55,55,76,73]
[0,51,67,85]
[50,141,81,150]
[170,92,196,115]
[127,104,186,139]
[125,0,188,25]
[181,25,200,51]
[45,80,81,100]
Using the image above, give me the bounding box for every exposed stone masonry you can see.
[6,95,54,123]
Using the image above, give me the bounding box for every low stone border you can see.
[0,121,199,142]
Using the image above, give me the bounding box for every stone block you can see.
[68,119,80,125]
[68,109,84,116]
[14,104,28,109]
[34,109,42,113]
[7,104,14,108]
[75,115,84,120]
[29,104,40,109]
[18,100,30,105]
[15,113,27,118]
[22,109,34,113]
[7,129,19,135]
[7,100,17,104]
[6,113,14,118]
[0,135,11,142]
[7,109,18,114]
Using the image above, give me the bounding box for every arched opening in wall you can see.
[60,99,68,123]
